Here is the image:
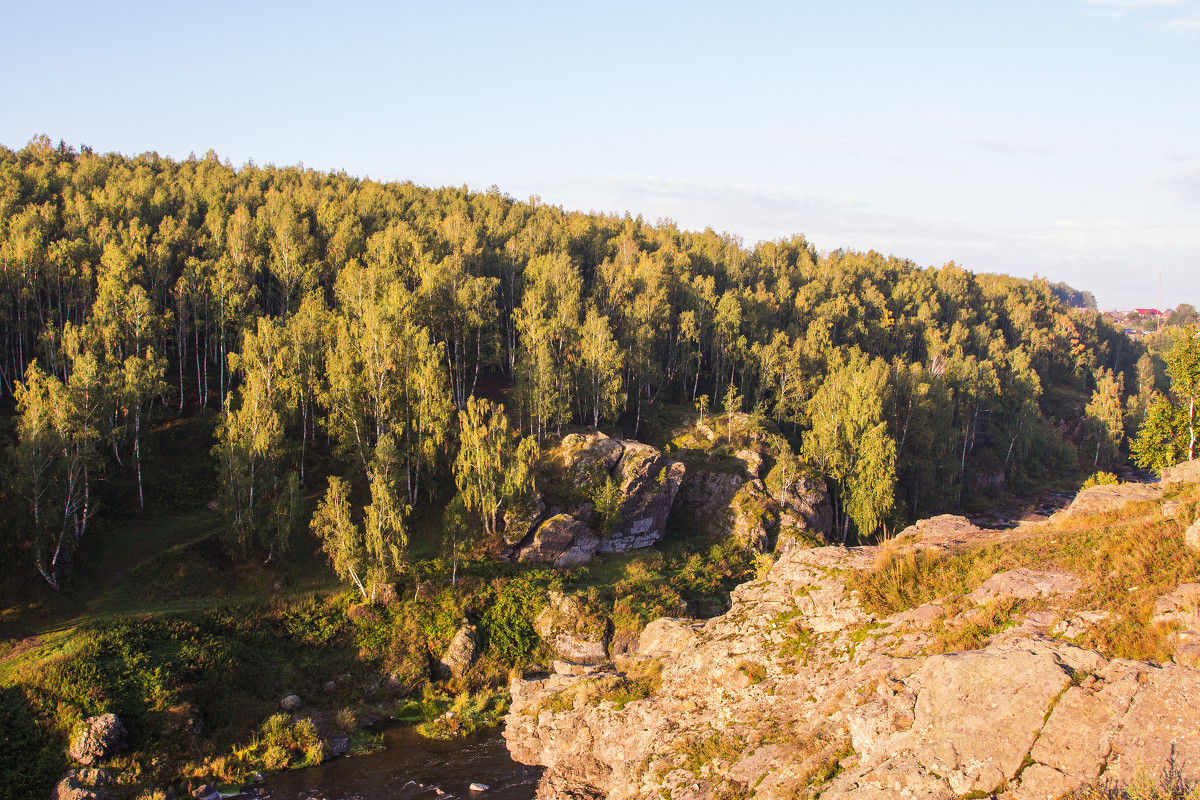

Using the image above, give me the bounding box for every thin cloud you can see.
[520,172,1200,308]
[960,137,1066,156]
[1083,0,1200,34]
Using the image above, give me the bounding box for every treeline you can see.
[0,136,1146,589]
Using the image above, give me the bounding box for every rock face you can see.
[511,434,685,565]
[606,443,686,552]
[1066,482,1162,517]
[505,542,1200,800]
[68,714,127,766]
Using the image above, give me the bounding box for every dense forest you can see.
[0,135,1152,596]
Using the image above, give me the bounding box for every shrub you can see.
[1082,471,1121,490]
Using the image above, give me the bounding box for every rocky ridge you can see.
[504,467,1200,800]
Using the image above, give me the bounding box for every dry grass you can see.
[848,484,1200,662]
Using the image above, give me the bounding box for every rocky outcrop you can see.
[505,540,1200,800]
[605,443,686,552]
[1161,459,1200,489]
[675,449,832,552]
[511,434,684,565]
[504,492,547,546]
[440,623,478,679]
[1066,482,1162,517]
[52,771,114,800]
[68,714,126,766]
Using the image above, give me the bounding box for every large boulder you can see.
[1066,483,1162,517]
[440,623,478,679]
[52,773,111,800]
[1161,459,1200,489]
[68,714,126,766]
[516,514,600,567]
[502,491,546,546]
[605,443,685,552]
[535,591,610,664]
[778,475,833,537]
[559,432,625,488]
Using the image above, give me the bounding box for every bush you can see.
[1082,471,1121,490]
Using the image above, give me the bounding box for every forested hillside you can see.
[0,136,1144,594]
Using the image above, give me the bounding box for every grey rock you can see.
[52,773,110,800]
[191,785,221,800]
[67,714,126,766]
[967,568,1080,604]
[503,491,546,546]
[1186,518,1200,551]
[440,623,478,679]
[280,694,302,712]
[517,514,600,568]
[535,590,610,664]
[560,432,625,488]
[604,444,685,553]
[1067,483,1162,517]
[1161,459,1200,489]
[328,734,350,757]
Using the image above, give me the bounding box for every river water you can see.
[262,725,542,800]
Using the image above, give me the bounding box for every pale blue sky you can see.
[2,1,1197,309]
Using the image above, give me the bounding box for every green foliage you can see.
[1133,327,1200,472]
[0,685,65,798]
[479,575,547,664]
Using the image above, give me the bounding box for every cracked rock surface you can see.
[505,542,1200,800]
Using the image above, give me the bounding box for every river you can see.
[261,725,542,800]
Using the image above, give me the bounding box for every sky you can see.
[2,0,1197,310]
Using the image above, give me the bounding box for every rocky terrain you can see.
[507,425,833,568]
[504,467,1200,800]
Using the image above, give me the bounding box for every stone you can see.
[440,623,478,678]
[1163,500,1185,518]
[1066,483,1162,517]
[191,785,221,800]
[328,734,350,757]
[1175,643,1200,668]
[560,432,625,487]
[734,448,765,479]
[898,514,982,547]
[779,475,833,536]
[516,514,599,567]
[503,491,546,546]
[729,483,779,553]
[279,694,302,712]
[535,590,610,664]
[469,783,490,792]
[1151,583,1200,630]
[605,444,685,552]
[1161,459,1200,489]
[68,714,127,766]
[502,532,1200,800]
[967,568,1080,604]
[1186,518,1200,551]
[52,774,110,800]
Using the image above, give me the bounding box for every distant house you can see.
[1134,308,1162,317]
